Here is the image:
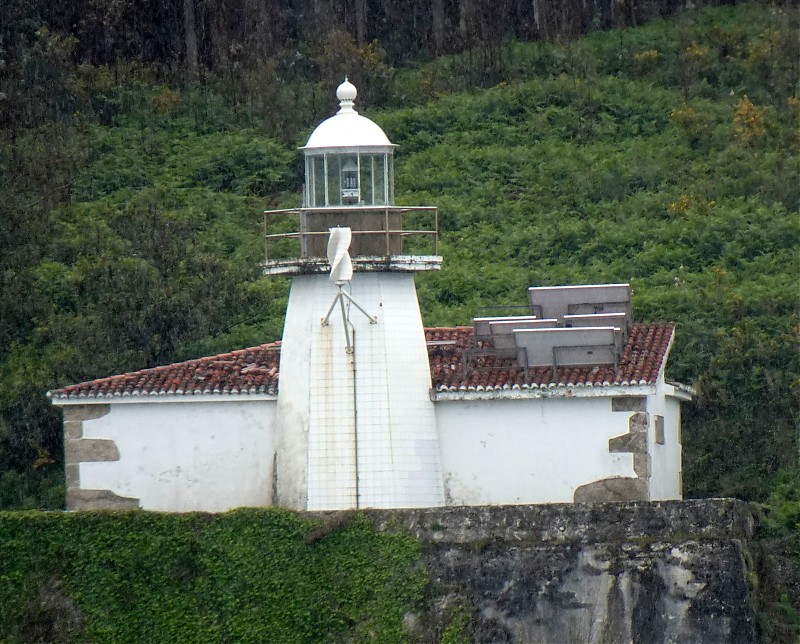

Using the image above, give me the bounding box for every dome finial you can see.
[336,77,357,114]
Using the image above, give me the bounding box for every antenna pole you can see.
[321,283,377,354]
[322,293,341,326]
[340,289,377,324]
[338,291,352,354]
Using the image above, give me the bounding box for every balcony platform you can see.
[262,255,443,276]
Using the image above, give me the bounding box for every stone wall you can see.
[62,404,140,511]
[364,499,756,643]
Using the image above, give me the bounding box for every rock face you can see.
[365,500,756,643]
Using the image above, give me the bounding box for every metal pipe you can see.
[351,328,360,508]
[385,208,390,256]
[321,293,340,327]
[435,208,439,256]
[264,213,269,262]
[340,290,377,324]
[339,293,352,354]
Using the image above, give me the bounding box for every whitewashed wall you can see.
[648,384,684,501]
[276,273,444,512]
[435,396,637,505]
[78,399,277,512]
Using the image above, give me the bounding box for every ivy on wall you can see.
[0,509,426,642]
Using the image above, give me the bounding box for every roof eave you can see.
[431,383,657,402]
[49,392,279,405]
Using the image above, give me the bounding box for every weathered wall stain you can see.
[364,500,756,643]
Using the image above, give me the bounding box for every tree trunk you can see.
[355,0,367,46]
[432,0,445,54]
[184,0,198,79]
[459,0,474,44]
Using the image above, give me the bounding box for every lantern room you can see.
[262,79,441,274]
[301,79,395,208]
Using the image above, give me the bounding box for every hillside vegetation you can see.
[387,5,800,505]
[1,4,798,517]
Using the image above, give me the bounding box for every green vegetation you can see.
[0,509,425,642]
[439,607,472,644]
[762,471,800,543]
[757,470,800,642]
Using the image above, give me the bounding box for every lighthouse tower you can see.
[265,79,445,511]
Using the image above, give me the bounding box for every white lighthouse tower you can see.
[265,79,445,511]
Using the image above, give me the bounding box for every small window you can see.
[655,415,665,445]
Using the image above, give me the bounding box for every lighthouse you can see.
[49,81,688,515]
[265,79,446,511]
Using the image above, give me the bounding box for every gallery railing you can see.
[263,206,439,265]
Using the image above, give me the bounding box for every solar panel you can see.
[512,327,619,368]
[563,312,627,328]
[466,284,633,376]
[473,315,541,338]
[527,284,631,327]
[488,319,559,349]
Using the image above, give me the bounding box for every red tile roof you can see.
[49,343,281,399]
[427,323,674,392]
[48,324,673,400]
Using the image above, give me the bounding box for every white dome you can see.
[303,113,394,150]
[302,80,395,151]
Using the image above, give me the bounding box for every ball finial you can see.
[336,77,358,113]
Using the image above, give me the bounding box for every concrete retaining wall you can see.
[362,499,756,643]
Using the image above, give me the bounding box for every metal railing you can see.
[263,206,439,263]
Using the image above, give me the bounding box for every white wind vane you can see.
[321,227,376,353]
[327,226,353,284]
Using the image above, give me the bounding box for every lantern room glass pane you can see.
[373,154,386,206]
[304,157,311,207]
[312,156,326,207]
[327,154,342,206]
[340,154,359,204]
[386,155,394,205]
[360,155,374,205]
[306,151,394,208]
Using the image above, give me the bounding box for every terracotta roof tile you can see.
[49,343,281,399]
[49,323,674,400]
[425,323,674,392]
